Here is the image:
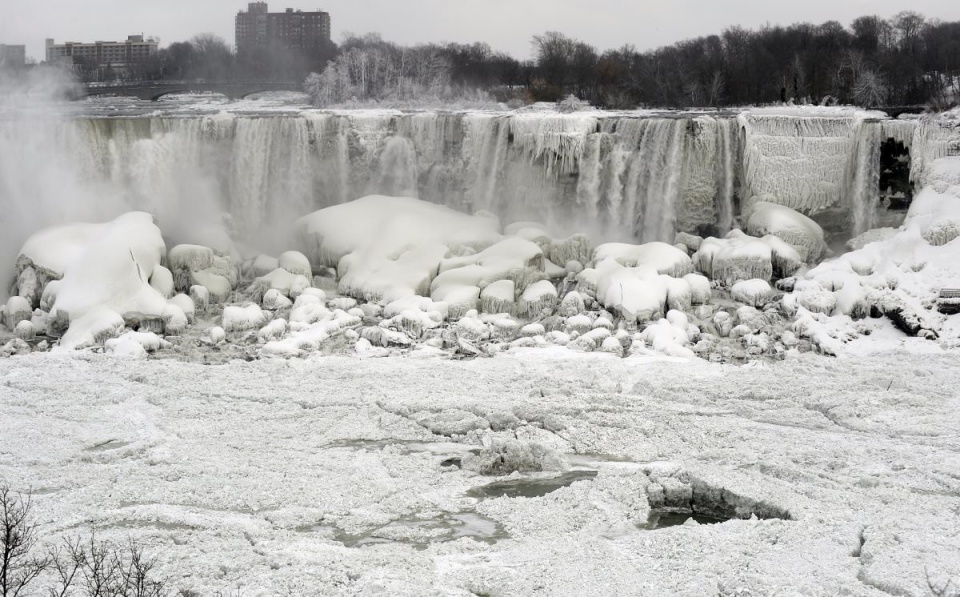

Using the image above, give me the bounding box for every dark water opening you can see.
[467,470,598,499]
[643,509,728,530]
[880,137,912,211]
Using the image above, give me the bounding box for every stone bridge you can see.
[81,81,304,101]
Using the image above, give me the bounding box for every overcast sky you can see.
[3,0,960,62]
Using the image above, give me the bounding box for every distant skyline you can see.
[2,0,960,63]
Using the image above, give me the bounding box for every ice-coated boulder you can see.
[713,311,733,338]
[278,251,312,278]
[14,320,35,341]
[258,318,288,342]
[262,288,294,311]
[190,270,232,304]
[559,291,586,317]
[208,326,226,345]
[746,202,828,263]
[249,254,280,278]
[695,235,773,285]
[149,265,175,299]
[162,303,188,335]
[16,267,40,308]
[222,304,267,333]
[480,279,516,315]
[519,280,558,318]
[732,279,773,307]
[675,232,704,253]
[189,285,210,314]
[168,294,196,323]
[665,277,692,312]
[168,245,216,288]
[4,296,32,331]
[684,273,712,305]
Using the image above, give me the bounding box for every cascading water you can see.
[1,107,925,284]
[848,120,882,236]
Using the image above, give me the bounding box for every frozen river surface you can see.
[2,346,959,595]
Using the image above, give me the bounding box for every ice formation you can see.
[2,106,960,362]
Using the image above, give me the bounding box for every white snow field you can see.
[1,348,959,595]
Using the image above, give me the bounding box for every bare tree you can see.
[854,69,888,106]
[1,485,50,597]
[47,533,169,597]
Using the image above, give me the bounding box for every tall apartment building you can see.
[0,44,26,68]
[235,3,331,57]
[45,35,158,67]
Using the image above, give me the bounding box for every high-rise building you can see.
[0,44,26,69]
[235,3,331,57]
[45,36,158,68]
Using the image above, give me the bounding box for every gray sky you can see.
[3,0,960,63]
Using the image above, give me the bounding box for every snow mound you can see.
[18,213,170,350]
[296,195,501,303]
[593,242,693,277]
[588,260,668,323]
[784,155,960,346]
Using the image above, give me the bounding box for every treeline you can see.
[305,11,960,108]
[304,34,526,105]
[77,10,960,109]
[527,11,960,108]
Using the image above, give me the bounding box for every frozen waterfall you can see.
[0,108,935,263]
